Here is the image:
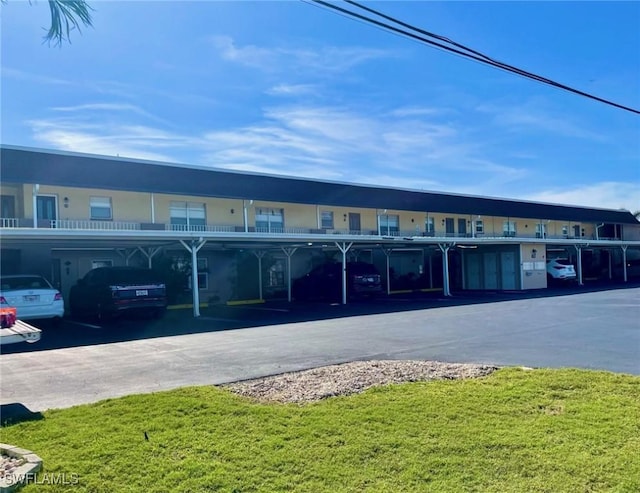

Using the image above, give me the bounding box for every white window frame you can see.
[503,220,517,236]
[379,214,399,235]
[475,219,484,234]
[91,259,113,269]
[425,216,435,234]
[170,201,206,230]
[187,257,209,290]
[255,208,284,233]
[90,196,113,220]
[320,210,334,229]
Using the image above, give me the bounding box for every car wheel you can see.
[151,307,166,319]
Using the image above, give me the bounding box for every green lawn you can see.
[2,368,639,492]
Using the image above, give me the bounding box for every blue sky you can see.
[2,1,639,212]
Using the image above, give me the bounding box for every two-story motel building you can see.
[1,145,639,315]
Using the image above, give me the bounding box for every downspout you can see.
[595,223,604,240]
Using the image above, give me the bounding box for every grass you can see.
[2,368,639,492]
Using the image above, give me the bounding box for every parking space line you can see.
[67,320,102,329]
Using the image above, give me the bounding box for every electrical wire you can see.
[307,0,640,115]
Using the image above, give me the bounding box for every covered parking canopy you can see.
[2,228,638,317]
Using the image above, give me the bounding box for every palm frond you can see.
[45,0,93,45]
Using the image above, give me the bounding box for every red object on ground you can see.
[0,301,17,328]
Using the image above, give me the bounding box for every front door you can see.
[445,218,455,236]
[458,218,467,237]
[1,195,15,218]
[348,213,361,233]
[37,195,57,223]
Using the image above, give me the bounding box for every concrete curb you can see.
[0,444,42,492]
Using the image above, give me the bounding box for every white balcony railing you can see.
[0,218,19,228]
[167,224,236,233]
[0,217,624,241]
[51,220,141,230]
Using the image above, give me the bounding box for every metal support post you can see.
[180,239,207,317]
[335,241,353,304]
[438,243,452,296]
[252,250,267,300]
[281,247,298,302]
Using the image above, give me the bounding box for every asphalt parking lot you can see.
[1,283,639,411]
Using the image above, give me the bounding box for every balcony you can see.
[0,217,623,241]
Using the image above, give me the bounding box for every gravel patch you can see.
[224,360,498,403]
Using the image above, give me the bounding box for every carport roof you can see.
[2,145,638,224]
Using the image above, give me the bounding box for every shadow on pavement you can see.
[2,280,638,355]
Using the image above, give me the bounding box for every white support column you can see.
[428,251,433,288]
[281,247,298,302]
[438,243,452,297]
[180,239,207,317]
[381,248,392,295]
[32,184,40,228]
[621,245,628,282]
[574,245,583,286]
[252,250,267,300]
[116,248,138,266]
[137,246,162,269]
[608,249,612,280]
[150,193,155,224]
[243,199,254,233]
[335,241,354,304]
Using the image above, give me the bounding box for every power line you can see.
[307,0,640,115]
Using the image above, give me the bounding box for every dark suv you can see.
[69,267,167,320]
[292,261,383,301]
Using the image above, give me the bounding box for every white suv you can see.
[546,259,577,282]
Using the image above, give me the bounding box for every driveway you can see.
[1,286,638,412]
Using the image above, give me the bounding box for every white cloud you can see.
[211,35,393,73]
[1,67,74,86]
[477,100,605,140]
[389,106,454,118]
[50,103,173,126]
[266,84,318,96]
[31,101,630,211]
[523,182,640,212]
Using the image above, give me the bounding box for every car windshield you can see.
[105,269,160,284]
[349,263,379,275]
[1,276,51,291]
[554,259,573,266]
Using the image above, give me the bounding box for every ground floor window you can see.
[91,259,113,269]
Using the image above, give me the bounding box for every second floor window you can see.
[503,220,517,236]
[321,211,334,229]
[475,220,484,234]
[90,197,112,220]
[379,214,399,235]
[170,201,206,230]
[425,217,434,233]
[256,208,284,232]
